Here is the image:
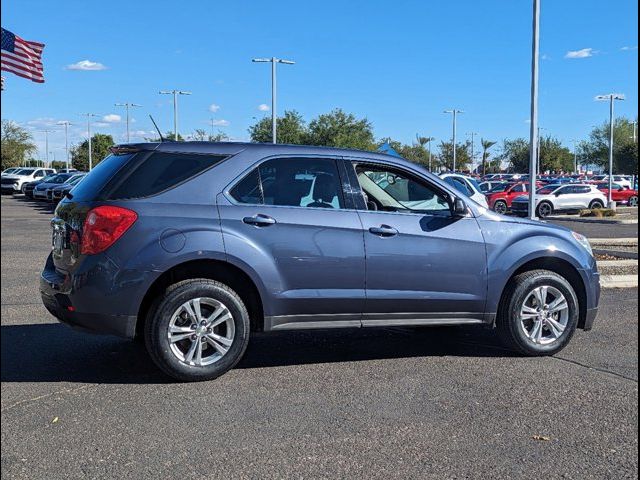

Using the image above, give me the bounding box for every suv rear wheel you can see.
[493,200,508,215]
[145,279,250,381]
[536,201,553,218]
[496,270,578,355]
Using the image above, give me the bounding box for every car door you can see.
[344,159,487,325]
[218,156,365,330]
[507,183,526,205]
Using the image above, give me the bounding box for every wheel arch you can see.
[497,256,588,330]
[136,258,265,339]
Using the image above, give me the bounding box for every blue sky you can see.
[1,0,637,161]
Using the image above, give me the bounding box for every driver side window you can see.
[351,163,451,215]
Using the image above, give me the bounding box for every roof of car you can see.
[115,141,432,174]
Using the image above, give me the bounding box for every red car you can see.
[595,183,638,206]
[487,182,542,214]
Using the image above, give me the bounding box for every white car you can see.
[0,167,56,194]
[511,184,607,218]
[439,173,489,208]
[591,175,632,189]
[1,167,21,177]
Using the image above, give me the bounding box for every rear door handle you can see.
[368,225,398,237]
[243,214,276,227]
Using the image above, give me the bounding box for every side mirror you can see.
[451,197,467,216]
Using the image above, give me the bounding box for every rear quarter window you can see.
[105,152,226,200]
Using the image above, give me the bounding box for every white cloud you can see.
[258,104,270,112]
[102,114,121,123]
[92,122,110,128]
[621,45,638,51]
[541,54,551,60]
[66,60,108,71]
[208,103,221,113]
[26,117,57,127]
[211,119,230,127]
[130,130,153,138]
[565,48,596,59]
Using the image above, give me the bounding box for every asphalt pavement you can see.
[1,195,638,479]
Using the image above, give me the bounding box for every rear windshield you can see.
[105,151,226,200]
[67,153,135,202]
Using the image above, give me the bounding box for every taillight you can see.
[80,206,137,255]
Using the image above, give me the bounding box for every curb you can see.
[590,238,638,246]
[547,216,637,225]
[601,275,638,289]
[597,259,638,267]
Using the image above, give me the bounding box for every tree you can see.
[1,120,37,169]
[307,109,375,150]
[70,133,115,171]
[499,136,573,174]
[480,139,497,175]
[499,138,529,173]
[248,110,307,144]
[192,129,229,142]
[581,118,638,174]
[415,135,435,170]
[437,140,472,172]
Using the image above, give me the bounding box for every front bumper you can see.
[1,183,20,192]
[33,190,48,199]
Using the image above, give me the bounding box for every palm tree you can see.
[481,139,497,176]
[416,134,435,171]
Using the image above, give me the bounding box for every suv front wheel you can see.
[497,269,578,355]
[145,279,250,381]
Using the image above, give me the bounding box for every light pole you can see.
[536,126,546,174]
[631,120,637,143]
[57,121,72,170]
[571,139,580,174]
[444,109,463,171]
[159,90,191,140]
[39,130,52,168]
[528,0,541,220]
[595,93,625,207]
[114,102,142,143]
[427,137,435,172]
[252,57,295,144]
[80,113,100,171]
[467,132,478,173]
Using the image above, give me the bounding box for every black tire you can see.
[496,269,579,356]
[536,201,553,218]
[145,279,250,382]
[589,200,604,209]
[493,200,508,215]
[629,196,638,207]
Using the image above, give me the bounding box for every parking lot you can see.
[1,194,638,479]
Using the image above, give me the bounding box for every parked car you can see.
[439,173,489,208]
[40,143,600,381]
[32,173,77,200]
[591,175,632,189]
[48,173,86,203]
[1,167,56,194]
[595,183,638,206]
[487,182,542,215]
[511,184,607,218]
[23,173,60,199]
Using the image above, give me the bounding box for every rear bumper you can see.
[39,252,147,339]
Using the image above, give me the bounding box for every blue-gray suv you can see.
[40,142,600,381]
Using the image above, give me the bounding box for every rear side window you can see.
[230,157,344,209]
[107,152,226,199]
[68,153,135,202]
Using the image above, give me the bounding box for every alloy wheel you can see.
[494,201,508,215]
[167,297,235,367]
[629,196,638,207]
[519,285,569,345]
[537,203,552,218]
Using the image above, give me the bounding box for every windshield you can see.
[68,175,85,186]
[489,183,509,193]
[40,174,57,182]
[15,169,35,175]
[537,185,559,195]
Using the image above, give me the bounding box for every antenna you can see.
[149,115,165,142]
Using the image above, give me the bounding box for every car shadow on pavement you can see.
[1,323,516,384]
[15,196,56,215]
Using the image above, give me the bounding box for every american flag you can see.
[1,27,45,83]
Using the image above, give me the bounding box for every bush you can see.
[579,209,617,218]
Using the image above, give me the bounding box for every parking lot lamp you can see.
[444,110,463,171]
[80,113,100,170]
[114,102,142,143]
[467,132,478,172]
[252,57,295,144]
[528,0,540,220]
[571,139,579,174]
[57,121,72,170]
[159,90,191,140]
[595,93,625,207]
[38,130,52,168]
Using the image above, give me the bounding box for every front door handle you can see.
[243,214,276,227]
[369,225,398,237]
